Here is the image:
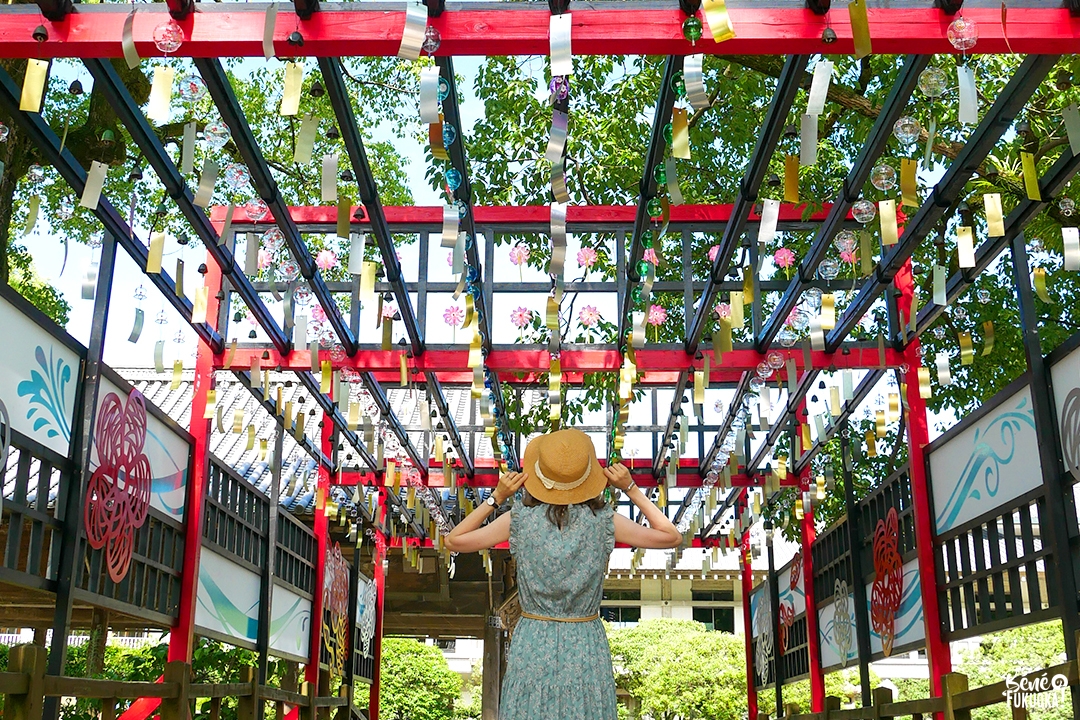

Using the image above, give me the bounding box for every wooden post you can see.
[101,698,118,720]
[783,702,801,717]
[158,661,190,720]
[872,686,894,720]
[6,644,46,720]
[238,666,258,720]
[86,608,110,677]
[940,673,970,720]
[481,617,503,720]
[823,696,841,719]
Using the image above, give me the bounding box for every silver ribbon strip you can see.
[60,235,68,277]
[842,369,853,401]
[398,2,427,61]
[684,54,711,112]
[321,154,338,203]
[452,231,465,276]
[810,316,825,351]
[294,314,308,347]
[122,9,141,70]
[441,205,458,248]
[246,232,260,275]
[128,308,144,343]
[957,65,978,125]
[219,202,236,245]
[349,233,367,274]
[935,351,952,386]
[193,159,218,208]
[419,66,442,124]
[807,59,833,116]
[268,266,282,301]
[1064,227,1080,271]
[757,198,780,245]
[294,114,319,164]
[181,121,196,175]
[23,195,39,236]
[283,282,294,327]
[665,157,683,205]
[632,310,646,348]
[642,263,655,304]
[933,264,946,305]
[549,202,567,277]
[263,3,278,59]
[800,113,817,166]
[80,161,107,210]
[923,115,937,169]
[549,13,574,77]
[310,340,320,373]
[551,159,570,203]
[785,358,797,396]
[1064,104,1080,156]
[154,340,165,373]
[545,110,569,163]
[82,261,98,300]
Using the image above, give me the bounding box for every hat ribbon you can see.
[534,460,591,491]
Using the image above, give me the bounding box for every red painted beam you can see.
[214,203,840,228]
[741,523,758,720]
[800,470,825,713]
[214,347,906,375]
[386,535,731,551]
[0,6,1076,58]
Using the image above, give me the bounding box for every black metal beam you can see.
[0,65,224,352]
[619,56,683,346]
[165,0,195,21]
[757,55,930,351]
[194,58,357,354]
[425,371,476,478]
[83,58,290,355]
[914,142,1080,335]
[292,0,319,21]
[318,57,424,356]
[840,433,873,706]
[745,369,820,473]
[825,54,1059,352]
[651,369,690,477]
[686,54,810,354]
[793,369,883,473]
[35,0,73,22]
[699,371,752,474]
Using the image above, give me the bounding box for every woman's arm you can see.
[444,471,527,554]
[605,463,683,549]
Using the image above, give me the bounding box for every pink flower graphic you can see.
[577,247,598,268]
[444,306,465,327]
[643,248,659,266]
[708,245,720,263]
[840,249,857,265]
[578,305,600,327]
[447,252,454,267]
[311,304,328,325]
[382,303,398,320]
[646,304,667,326]
[714,303,731,319]
[509,245,530,266]
[258,248,271,270]
[774,247,796,268]
[785,308,801,327]
[316,249,338,271]
[510,307,533,329]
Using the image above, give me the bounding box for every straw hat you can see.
[522,429,607,506]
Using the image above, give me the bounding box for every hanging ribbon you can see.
[784,155,799,204]
[1034,267,1052,303]
[959,332,974,366]
[262,3,278,59]
[1063,227,1080,271]
[81,161,107,210]
[800,114,817,167]
[935,351,952,386]
[984,193,1005,237]
[702,0,736,42]
[23,195,40,236]
[957,226,976,268]
[122,9,141,69]
[958,65,978,125]
[684,54,711,111]
[128,308,144,343]
[171,359,183,390]
[923,116,937,170]
[672,108,691,160]
[148,66,174,125]
[20,59,48,113]
[280,62,304,116]
[419,66,442,124]
[879,198,898,246]
[1021,152,1041,200]
[982,321,995,356]
[193,160,218,208]
[549,13,574,76]
[1063,104,1080,156]
[849,0,872,59]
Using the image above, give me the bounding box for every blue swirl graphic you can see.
[197,568,259,642]
[935,401,1036,532]
[16,345,73,443]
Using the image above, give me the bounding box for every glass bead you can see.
[263,227,285,252]
[1029,237,1044,253]
[947,17,979,52]
[0,122,10,142]
[294,285,312,305]
[766,350,785,370]
[245,197,269,221]
[756,362,772,380]
[976,288,991,304]
[804,287,823,310]
[442,122,457,148]
[663,122,673,145]
[714,399,725,413]
[892,116,921,145]
[749,376,766,393]
[280,260,300,281]
[1059,197,1076,217]
[437,76,450,103]
[915,345,926,358]
[455,199,468,219]
[918,66,948,99]
[932,326,946,340]
[422,25,441,54]
[818,257,840,280]
[156,309,169,325]
[834,229,858,254]
[445,168,462,190]
[952,306,968,323]
[56,198,75,221]
[653,164,667,185]
[153,19,184,54]
[852,199,877,224]
[871,163,897,191]
[550,76,570,101]
[203,120,231,151]
[223,163,251,192]
[177,74,207,103]
[631,286,644,305]
[637,260,649,276]
[647,197,663,217]
[26,164,44,183]
[682,16,703,43]
[720,434,736,453]
[134,285,147,302]
[671,71,686,97]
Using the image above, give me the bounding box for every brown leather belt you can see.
[520,611,600,623]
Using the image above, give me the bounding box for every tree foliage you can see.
[379,637,463,720]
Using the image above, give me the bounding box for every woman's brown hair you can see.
[522,489,607,530]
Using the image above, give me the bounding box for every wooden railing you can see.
[0,645,363,720]
[772,661,1079,720]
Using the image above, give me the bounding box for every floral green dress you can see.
[500,501,617,720]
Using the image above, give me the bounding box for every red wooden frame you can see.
[0,5,1076,58]
[740,515,758,720]
[799,471,825,713]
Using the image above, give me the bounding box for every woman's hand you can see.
[604,463,634,491]
[494,471,528,504]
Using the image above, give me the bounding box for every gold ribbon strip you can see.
[1034,267,1052,303]
[849,0,872,59]
[702,0,736,42]
[982,321,995,356]
[959,332,974,366]
[784,155,799,204]
[1021,151,1041,201]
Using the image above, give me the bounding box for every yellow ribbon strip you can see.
[918,367,932,399]
[982,321,995,356]
[672,107,690,160]
[959,332,974,366]
[1021,151,1041,201]
[702,0,736,42]
[984,193,1005,237]
[875,409,886,438]
[203,389,217,420]
[865,430,877,457]
[900,159,918,208]
[879,198,898,246]
[1034,267,1052,303]
[784,155,799,204]
[849,0,872,59]
[729,291,744,329]
[171,359,183,391]
[820,293,835,330]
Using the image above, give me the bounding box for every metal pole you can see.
[740,515,758,719]
[841,433,873,706]
[800,471,825,711]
